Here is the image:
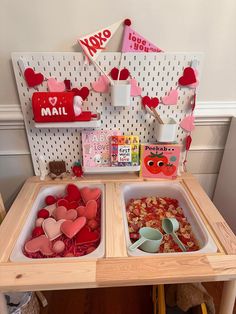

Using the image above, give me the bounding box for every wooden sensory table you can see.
[0,173,236,314]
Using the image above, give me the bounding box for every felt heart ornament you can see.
[92,75,109,93]
[71,87,89,100]
[42,218,65,240]
[188,68,199,89]
[178,67,197,86]
[24,68,44,88]
[53,206,77,221]
[49,97,57,106]
[180,115,195,132]
[142,96,159,108]
[161,89,178,105]
[25,235,53,256]
[75,226,100,245]
[57,199,78,210]
[44,203,57,216]
[47,78,66,92]
[129,78,142,96]
[80,187,101,204]
[76,200,97,220]
[61,217,86,239]
[66,184,81,202]
[110,67,130,80]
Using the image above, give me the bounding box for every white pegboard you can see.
[12,52,202,175]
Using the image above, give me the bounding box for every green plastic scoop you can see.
[162,218,187,252]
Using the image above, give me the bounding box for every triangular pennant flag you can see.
[78,20,122,62]
[122,26,163,52]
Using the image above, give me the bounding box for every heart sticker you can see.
[161,89,178,105]
[178,67,197,86]
[24,68,44,88]
[47,78,66,92]
[129,78,142,96]
[42,218,65,240]
[80,187,101,204]
[142,96,159,108]
[110,67,130,80]
[53,206,77,221]
[71,87,89,100]
[76,200,97,220]
[25,235,53,256]
[61,217,86,239]
[180,115,195,132]
[92,75,109,93]
[75,226,100,245]
[49,97,57,106]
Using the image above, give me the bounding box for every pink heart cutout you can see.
[42,218,65,240]
[61,217,86,239]
[180,115,195,132]
[76,200,97,220]
[53,206,77,221]
[129,78,142,96]
[80,187,101,204]
[92,75,109,93]
[47,78,66,92]
[162,89,178,105]
[49,97,57,106]
[25,235,53,256]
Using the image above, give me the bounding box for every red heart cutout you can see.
[71,87,89,100]
[178,67,197,86]
[24,68,44,88]
[57,199,78,210]
[25,235,53,256]
[61,217,86,239]
[110,67,130,80]
[75,226,100,245]
[53,206,77,221]
[76,200,97,220]
[66,184,81,202]
[80,187,101,204]
[142,96,159,108]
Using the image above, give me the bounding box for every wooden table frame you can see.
[0,173,235,313]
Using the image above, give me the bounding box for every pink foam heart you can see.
[80,187,101,204]
[129,78,142,96]
[76,200,97,220]
[61,217,86,239]
[180,115,195,132]
[92,75,109,93]
[161,89,178,105]
[53,206,77,221]
[44,203,57,216]
[42,218,65,240]
[25,235,53,256]
[47,78,66,92]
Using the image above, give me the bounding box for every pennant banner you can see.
[78,20,122,62]
[122,26,162,53]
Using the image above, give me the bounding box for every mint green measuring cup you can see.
[129,227,163,253]
[162,218,187,252]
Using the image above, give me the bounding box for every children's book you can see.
[140,143,180,178]
[82,130,120,167]
[110,135,139,166]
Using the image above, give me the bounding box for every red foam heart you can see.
[24,68,44,88]
[71,87,89,100]
[110,67,130,80]
[80,187,101,204]
[76,200,97,220]
[61,217,86,239]
[66,184,81,202]
[25,235,53,256]
[178,67,197,86]
[53,206,77,221]
[57,199,78,210]
[142,96,159,108]
[75,226,100,245]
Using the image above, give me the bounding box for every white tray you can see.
[10,183,105,262]
[120,181,217,256]
[83,165,140,174]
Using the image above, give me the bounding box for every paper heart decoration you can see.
[24,68,44,88]
[129,78,142,96]
[142,96,159,108]
[25,235,53,256]
[76,200,97,220]
[66,184,81,202]
[161,89,178,105]
[61,217,86,239]
[178,67,197,86]
[80,187,101,204]
[42,218,65,240]
[188,68,199,89]
[73,96,83,116]
[49,97,57,106]
[110,67,130,80]
[57,199,78,210]
[53,206,77,221]
[180,115,195,132]
[75,226,100,245]
[92,75,109,93]
[47,78,66,92]
[71,87,89,100]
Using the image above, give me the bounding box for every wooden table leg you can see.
[219,280,236,314]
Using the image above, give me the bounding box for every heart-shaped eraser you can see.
[161,89,178,105]
[24,68,44,88]
[142,96,159,108]
[75,226,100,245]
[53,206,77,221]
[61,217,86,239]
[25,235,53,256]
[71,87,89,100]
[42,218,65,240]
[129,78,142,96]
[110,67,130,80]
[92,75,109,93]
[66,184,81,202]
[47,78,66,92]
[76,200,97,220]
[180,115,195,132]
[178,67,197,86]
[80,187,101,204]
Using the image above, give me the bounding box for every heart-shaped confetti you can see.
[178,67,197,86]
[180,115,195,132]
[161,89,178,105]
[71,87,89,100]
[53,206,77,221]
[80,187,101,204]
[76,200,97,220]
[75,226,100,245]
[24,68,44,88]
[42,218,65,240]
[61,217,86,239]
[110,67,130,80]
[25,235,53,256]
[129,78,142,96]
[92,75,109,93]
[47,78,66,92]
[142,96,159,108]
